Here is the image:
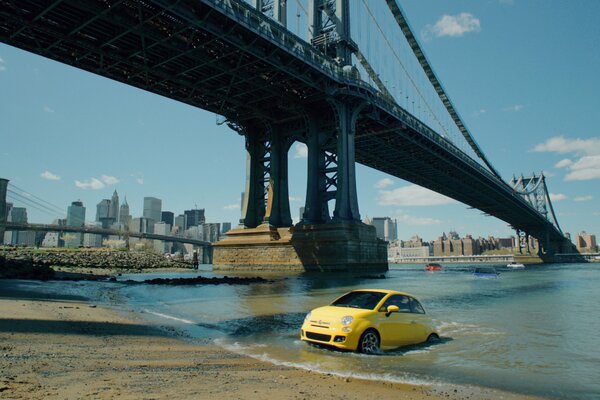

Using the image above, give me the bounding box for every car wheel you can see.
[358,329,380,354]
[427,333,440,343]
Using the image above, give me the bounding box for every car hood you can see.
[307,305,372,324]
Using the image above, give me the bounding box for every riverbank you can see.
[0,281,548,400]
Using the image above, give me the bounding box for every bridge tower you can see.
[213,0,387,272]
[0,178,7,243]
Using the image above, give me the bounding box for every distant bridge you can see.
[3,222,211,247]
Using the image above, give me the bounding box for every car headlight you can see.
[304,312,311,322]
[341,316,353,326]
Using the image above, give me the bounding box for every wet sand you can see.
[0,282,547,399]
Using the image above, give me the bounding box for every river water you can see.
[22,262,600,399]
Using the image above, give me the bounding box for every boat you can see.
[473,266,499,278]
[506,262,525,269]
[424,263,443,271]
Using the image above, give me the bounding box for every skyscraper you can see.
[66,200,86,248]
[109,190,119,221]
[143,197,162,222]
[96,199,110,221]
[161,211,174,226]
[371,217,398,242]
[184,208,205,229]
[119,197,131,225]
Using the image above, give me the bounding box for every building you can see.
[153,222,172,253]
[65,201,86,248]
[143,197,162,223]
[174,214,187,235]
[5,206,35,246]
[184,208,205,229]
[109,190,119,221]
[129,217,151,234]
[161,211,174,227]
[83,222,103,248]
[119,197,131,225]
[2,202,13,244]
[388,236,432,261]
[203,223,220,243]
[371,217,398,242]
[221,222,232,235]
[576,231,597,253]
[96,199,110,221]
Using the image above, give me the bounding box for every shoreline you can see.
[0,280,549,399]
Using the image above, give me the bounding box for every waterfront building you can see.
[184,208,205,229]
[119,197,131,225]
[143,197,162,224]
[576,231,597,253]
[6,206,34,246]
[66,201,86,248]
[161,211,174,227]
[388,236,432,262]
[83,222,103,248]
[2,202,12,244]
[371,217,398,242]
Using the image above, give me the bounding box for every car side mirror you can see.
[386,305,399,317]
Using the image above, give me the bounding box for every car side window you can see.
[409,297,426,314]
[381,295,411,313]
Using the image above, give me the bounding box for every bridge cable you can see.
[359,0,451,141]
[8,183,66,215]
[384,0,502,180]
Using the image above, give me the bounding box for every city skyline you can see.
[2,1,600,240]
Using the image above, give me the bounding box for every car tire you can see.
[427,333,440,343]
[358,329,380,354]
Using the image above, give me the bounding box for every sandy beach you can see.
[0,281,548,400]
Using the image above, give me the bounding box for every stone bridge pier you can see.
[213,101,388,272]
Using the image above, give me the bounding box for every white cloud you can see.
[565,155,600,181]
[0,57,6,72]
[374,178,394,189]
[533,136,600,181]
[378,185,456,206]
[100,175,119,185]
[593,212,600,216]
[473,109,486,117]
[224,204,240,210]
[424,13,481,38]
[136,178,144,185]
[75,178,105,190]
[504,104,524,112]
[574,195,593,202]
[542,170,555,177]
[294,143,307,159]
[549,193,567,202]
[40,170,60,181]
[554,158,573,169]
[532,136,600,155]
[43,106,55,113]
[394,212,442,226]
[289,196,303,202]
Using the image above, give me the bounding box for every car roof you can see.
[349,288,417,298]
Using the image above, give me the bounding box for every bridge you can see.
[0,0,572,270]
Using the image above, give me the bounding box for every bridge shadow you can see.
[0,318,164,337]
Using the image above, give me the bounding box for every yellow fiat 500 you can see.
[300,289,438,353]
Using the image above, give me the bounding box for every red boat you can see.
[424,263,443,271]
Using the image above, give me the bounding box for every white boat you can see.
[507,262,525,269]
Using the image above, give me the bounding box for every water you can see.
[20,263,600,399]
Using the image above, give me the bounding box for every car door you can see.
[378,295,415,347]
[407,297,429,343]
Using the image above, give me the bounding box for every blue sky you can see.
[1,0,599,242]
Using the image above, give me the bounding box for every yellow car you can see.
[300,289,439,353]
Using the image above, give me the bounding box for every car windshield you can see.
[331,291,387,310]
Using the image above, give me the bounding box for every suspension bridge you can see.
[0,0,572,270]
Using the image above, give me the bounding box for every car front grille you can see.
[306,332,331,342]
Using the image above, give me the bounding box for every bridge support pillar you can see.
[214,102,387,272]
[0,178,8,243]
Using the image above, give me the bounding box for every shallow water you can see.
[18,262,600,399]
